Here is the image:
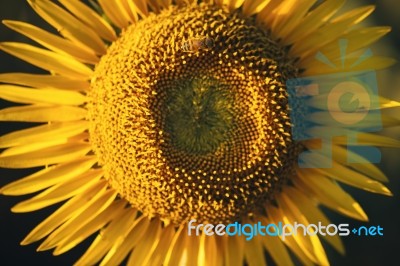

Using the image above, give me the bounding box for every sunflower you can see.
[0,0,399,265]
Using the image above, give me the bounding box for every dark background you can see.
[0,0,399,265]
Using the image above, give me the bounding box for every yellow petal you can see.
[0,139,70,157]
[256,0,282,27]
[11,169,103,212]
[120,0,139,24]
[0,105,86,122]
[224,235,244,266]
[53,200,126,255]
[0,73,89,91]
[330,130,400,148]
[163,226,187,266]
[148,224,175,266]
[101,216,150,266]
[301,27,391,65]
[291,6,375,57]
[126,218,161,266]
[0,121,88,148]
[0,85,86,105]
[301,152,392,195]
[266,205,314,266]
[75,208,138,266]
[3,20,99,64]
[258,216,294,266]
[126,0,149,18]
[304,56,396,75]
[28,0,106,55]
[0,42,93,79]
[21,180,106,245]
[294,168,369,221]
[98,0,132,28]
[40,188,117,251]
[285,187,345,255]
[58,0,117,42]
[277,193,329,266]
[244,236,266,266]
[270,0,316,40]
[285,0,346,44]
[0,142,91,169]
[1,156,96,195]
[242,0,270,17]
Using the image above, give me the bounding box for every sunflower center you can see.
[165,76,233,155]
[88,3,299,224]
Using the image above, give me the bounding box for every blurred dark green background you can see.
[0,0,399,265]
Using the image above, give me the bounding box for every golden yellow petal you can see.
[266,205,314,266]
[198,234,219,266]
[0,139,71,157]
[28,0,106,55]
[74,208,138,266]
[54,200,127,255]
[294,168,369,221]
[257,216,294,266]
[270,0,315,40]
[256,0,282,27]
[300,26,391,65]
[0,85,86,106]
[0,121,88,148]
[331,130,400,149]
[0,42,93,79]
[98,0,132,28]
[291,6,375,57]
[0,73,89,91]
[304,56,396,75]
[242,0,270,17]
[126,0,149,18]
[0,105,86,123]
[148,224,176,266]
[11,169,103,212]
[101,216,150,266]
[163,226,187,266]
[127,218,161,266]
[39,188,117,251]
[120,0,139,24]
[3,20,99,64]
[0,142,91,169]
[21,180,106,245]
[285,0,346,44]
[277,193,329,266]
[1,156,95,196]
[304,137,389,183]
[285,187,345,255]
[146,0,161,14]
[301,152,392,195]
[224,235,244,266]
[332,144,389,182]
[157,0,172,9]
[186,231,201,266]
[58,0,117,42]
[244,236,266,266]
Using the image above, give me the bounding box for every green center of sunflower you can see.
[88,3,299,224]
[165,76,233,155]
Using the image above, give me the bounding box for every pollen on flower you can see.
[88,3,299,225]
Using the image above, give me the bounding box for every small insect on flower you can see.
[181,36,215,52]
